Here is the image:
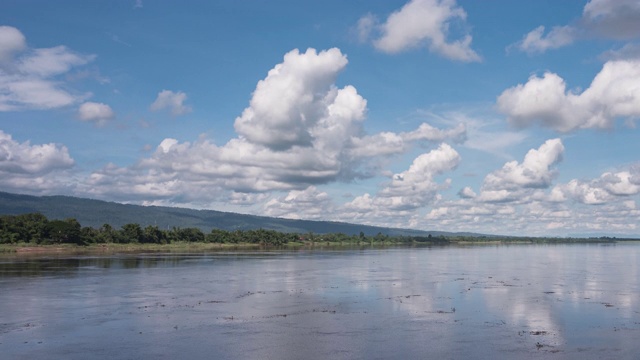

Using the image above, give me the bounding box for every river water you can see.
[1,244,639,359]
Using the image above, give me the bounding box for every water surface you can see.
[1,244,639,359]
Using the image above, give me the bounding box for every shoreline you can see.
[2,239,637,257]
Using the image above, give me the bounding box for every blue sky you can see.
[1,0,639,237]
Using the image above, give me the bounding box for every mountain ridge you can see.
[0,191,487,237]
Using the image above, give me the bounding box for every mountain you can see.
[0,191,484,237]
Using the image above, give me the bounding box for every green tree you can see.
[142,225,166,244]
[46,218,82,244]
[206,229,229,243]
[121,223,143,243]
[171,227,204,242]
[97,223,118,243]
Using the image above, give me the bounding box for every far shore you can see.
[1,241,390,255]
[2,238,638,257]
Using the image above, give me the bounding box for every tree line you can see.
[0,213,449,246]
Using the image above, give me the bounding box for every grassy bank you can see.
[0,240,381,255]
[2,237,634,257]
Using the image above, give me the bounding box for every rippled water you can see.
[1,244,639,359]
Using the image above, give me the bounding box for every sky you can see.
[1,0,640,237]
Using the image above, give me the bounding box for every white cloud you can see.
[0,130,75,194]
[228,192,269,206]
[17,46,95,77]
[356,13,376,43]
[410,138,639,236]
[363,0,480,62]
[348,132,406,158]
[402,122,466,142]
[0,130,74,174]
[497,59,640,132]
[263,186,334,219]
[515,26,575,54]
[0,26,94,111]
[0,77,80,111]
[343,143,460,220]
[78,102,115,125]
[74,48,468,211]
[0,25,26,63]
[458,186,476,198]
[553,167,640,205]
[348,122,465,159]
[600,171,640,196]
[150,90,192,116]
[83,128,462,219]
[134,0,143,9]
[424,195,640,236]
[234,48,355,150]
[418,148,640,236]
[600,42,640,61]
[513,0,640,54]
[582,0,640,39]
[476,189,515,203]
[482,138,564,192]
[379,144,459,206]
[450,139,565,204]
[555,179,612,205]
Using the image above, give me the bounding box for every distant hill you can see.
[0,191,485,237]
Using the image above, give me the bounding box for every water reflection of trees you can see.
[0,256,192,277]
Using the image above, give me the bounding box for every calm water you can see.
[1,244,639,359]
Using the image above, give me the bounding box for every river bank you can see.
[2,237,636,257]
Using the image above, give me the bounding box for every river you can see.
[1,244,639,359]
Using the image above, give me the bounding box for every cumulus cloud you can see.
[412,138,639,236]
[553,167,640,205]
[234,48,355,150]
[0,130,74,174]
[582,0,640,39]
[497,59,640,132]
[263,186,334,219]
[78,48,469,210]
[418,143,640,236]
[348,123,465,159]
[601,170,640,195]
[78,102,114,125]
[0,26,94,111]
[482,138,564,192]
[379,143,459,202]
[450,139,565,204]
[228,192,269,206]
[600,43,640,61]
[150,90,192,116]
[424,194,640,236]
[348,132,406,159]
[360,0,480,62]
[458,186,476,198]
[344,143,460,218]
[513,0,640,54]
[556,179,612,205]
[0,25,26,63]
[0,130,75,194]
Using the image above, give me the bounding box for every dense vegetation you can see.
[2,213,634,248]
[0,213,449,246]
